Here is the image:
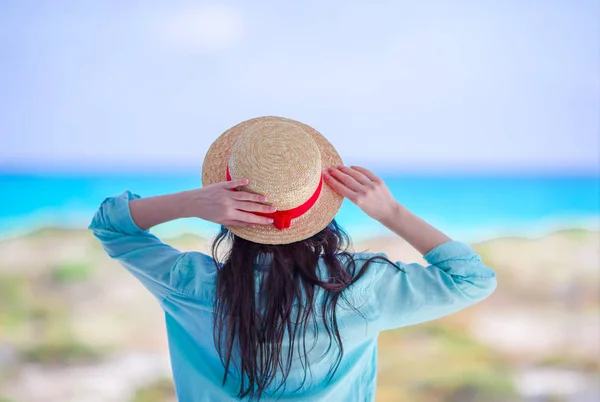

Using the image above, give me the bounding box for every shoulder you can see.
[333,252,399,309]
[169,251,218,300]
[342,251,398,282]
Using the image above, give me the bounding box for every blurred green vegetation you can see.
[0,262,103,367]
[538,353,600,373]
[0,274,29,329]
[52,262,94,284]
[555,228,594,241]
[21,340,103,365]
[1,271,66,337]
[131,378,176,402]
[377,322,518,402]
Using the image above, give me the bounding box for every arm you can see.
[380,203,451,256]
[89,191,185,300]
[128,191,193,231]
[325,165,496,329]
[325,165,450,255]
[89,178,275,299]
[129,178,275,230]
[367,241,496,330]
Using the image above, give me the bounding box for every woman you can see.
[90,117,496,401]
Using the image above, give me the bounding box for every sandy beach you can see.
[0,228,598,402]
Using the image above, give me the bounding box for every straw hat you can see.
[202,116,343,245]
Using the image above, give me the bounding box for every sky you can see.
[0,0,599,173]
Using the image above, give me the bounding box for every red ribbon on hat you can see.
[226,166,323,230]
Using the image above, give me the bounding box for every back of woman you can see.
[90,117,496,401]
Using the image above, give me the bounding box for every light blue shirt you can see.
[89,191,497,401]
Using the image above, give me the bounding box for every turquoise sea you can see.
[1,172,598,242]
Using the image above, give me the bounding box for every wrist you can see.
[174,190,197,219]
[379,201,406,227]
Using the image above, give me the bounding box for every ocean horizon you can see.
[1,171,599,242]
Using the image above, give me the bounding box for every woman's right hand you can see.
[186,178,277,227]
[324,165,452,255]
[324,165,400,222]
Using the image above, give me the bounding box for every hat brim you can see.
[202,116,343,245]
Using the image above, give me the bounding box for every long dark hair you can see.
[211,220,392,400]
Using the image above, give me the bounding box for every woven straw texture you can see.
[202,116,343,245]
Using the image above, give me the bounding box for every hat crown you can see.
[228,121,322,210]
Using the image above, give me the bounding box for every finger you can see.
[349,166,381,183]
[324,172,357,199]
[337,165,371,185]
[232,211,275,225]
[224,220,255,228]
[235,201,277,214]
[222,178,249,189]
[327,167,363,192]
[230,191,268,203]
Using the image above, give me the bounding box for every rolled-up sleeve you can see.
[88,191,184,301]
[371,241,497,331]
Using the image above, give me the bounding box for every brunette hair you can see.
[212,220,393,399]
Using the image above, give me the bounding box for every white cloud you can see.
[157,4,243,53]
